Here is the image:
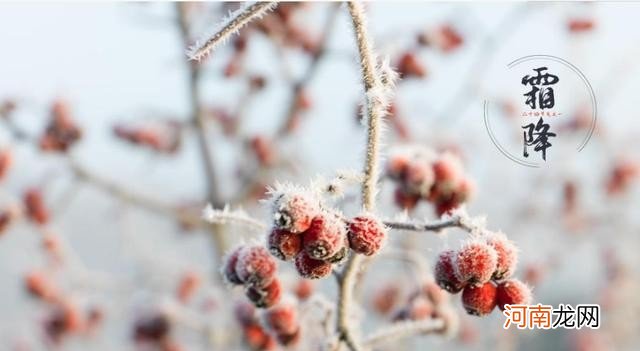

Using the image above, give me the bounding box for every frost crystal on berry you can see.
[301,213,347,260]
[485,232,518,281]
[462,282,497,316]
[246,278,282,308]
[270,185,320,234]
[263,303,298,335]
[347,214,387,256]
[294,251,332,279]
[222,246,245,285]
[434,250,465,293]
[236,246,277,288]
[455,239,498,286]
[267,228,302,261]
[496,279,532,310]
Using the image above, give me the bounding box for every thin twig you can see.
[363,319,445,348]
[337,3,388,351]
[186,1,279,61]
[383,215,466,232]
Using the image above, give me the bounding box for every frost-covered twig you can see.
[383,215,464,232]
[202,204,267,232]
[384,209,487,235]
[363,319,445,348]
[186,1,279,60]
[337,3,390,351]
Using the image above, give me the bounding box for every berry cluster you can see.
[386,146,474,216]
[235,300,301,350]
[223,245,282,309]
[393,280,450,322]
[266,187,387,279]
[262,302,301,347]
[434,232,531,316]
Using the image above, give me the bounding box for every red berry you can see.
[293,280,314,301]
[244,323,276,350]
[405,295,434,320]
[0,148,12,181]
[433,153,461,181]
[302,214,346,260]
[236,246,277,288]
[347,214,387,256]
[496,279,532,311]
[372,284,401,315]
[24,188,49,225]
[422,281,449,306]
[485,232,518,281]
[275,328,300,347]
[405,161,435,196]
[294,251,332,279]
[234,302,257,326]
[222,247,245,285]
[267,228,302,261]
[176,271,200,303]
[455,240,498,286]
[263,303,298,335]
[397,52,427,78]
[326,238,350,264]
[434,250,465,293]
[246,279,282,309]
[272,191,319,233]
[394,187,420,210]
[386,155,410,180]
[462,282,497,316]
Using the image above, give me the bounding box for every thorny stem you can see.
[337,2,386,351]
[186,1,279,61]
[363,319,446,348]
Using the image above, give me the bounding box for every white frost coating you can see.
[202,203,267,231]
[186,1,278,61]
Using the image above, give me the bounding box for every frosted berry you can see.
[394,187,420,210]
[24,188,49,225]
[347,214,387,256]
[434,250,465,293]
[267,228,302,261]
[272,191,319,233]
[496,279,532,310]
[462,282,497,316]
[236,246,277,288]
[234,302,257,326]
[422,281,449,306]
[386,154,410,180]
[485,232,518,281]
[401,296,434,320]
[222,247,245,285]
[301,214,346,260]
[263,303,298,335]
[432,152,463,183]
[405,162,435,196]
[455,240,498,286]
[246,279,282,308]
[293,280,314,301]
[372,284,401,315]
[294,251,332,279]
[276,328,300,347]
[326,238,349,264]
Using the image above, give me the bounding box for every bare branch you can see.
[363,319,445,348]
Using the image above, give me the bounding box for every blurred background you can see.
[0,2,639,350]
